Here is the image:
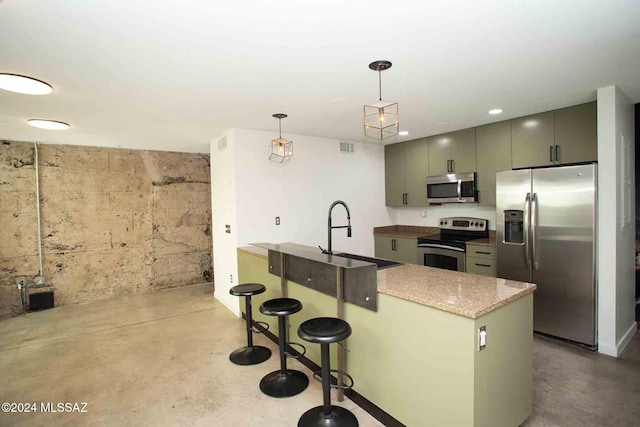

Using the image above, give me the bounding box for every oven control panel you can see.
[438,217,488,232]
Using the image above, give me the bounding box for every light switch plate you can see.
[478,326,487,351]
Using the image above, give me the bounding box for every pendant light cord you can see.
[378,70,382,101]
[278,118,282,138]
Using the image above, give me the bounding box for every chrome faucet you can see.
[324,200,351,255]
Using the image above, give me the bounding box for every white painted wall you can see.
[210,130,240,315]
[597,85,637,357]
[390,205,497,230]
[211,128,393,316]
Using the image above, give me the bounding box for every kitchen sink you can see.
[333,252,403,270]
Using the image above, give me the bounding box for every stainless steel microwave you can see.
[426,172,478,203]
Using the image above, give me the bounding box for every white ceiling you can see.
[1,0,639,153]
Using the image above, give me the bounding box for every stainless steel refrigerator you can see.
[496,163,597,348]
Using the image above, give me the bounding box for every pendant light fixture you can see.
[363,60,398,140]
[269,113,293,163]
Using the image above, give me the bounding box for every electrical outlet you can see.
[478,326,487,351]
[15,278,27,288]
[275,216,280,225]
[230,274,233,284]
[34,275,45,286]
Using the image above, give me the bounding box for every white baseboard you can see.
[214,291,241,317]
[599,321,638,357]
[616,321,638,356]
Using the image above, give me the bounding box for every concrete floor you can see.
[0,283,638,426]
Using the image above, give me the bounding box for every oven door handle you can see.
[417,243,465,252]
[457,179,462,201]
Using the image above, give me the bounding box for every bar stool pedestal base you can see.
[298,405,359,427]
[260,370,309,398]
[229,346,271,365]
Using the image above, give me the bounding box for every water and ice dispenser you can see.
[503,210,524,244]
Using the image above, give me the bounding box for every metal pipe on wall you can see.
[34,142,44,282]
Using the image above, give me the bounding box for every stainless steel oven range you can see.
[417,217,489,272]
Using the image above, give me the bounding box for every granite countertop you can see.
[238,244,535,319]
[374,225,497,247]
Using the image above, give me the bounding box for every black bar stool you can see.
[298,317,358,427]
[229,283,272,365]
[259,298,309,398]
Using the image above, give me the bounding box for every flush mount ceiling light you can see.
[269,113,293,163]
[27,119,70,130]
[364,60,398,140]
[0,73,53,95]
[488,108,503,115]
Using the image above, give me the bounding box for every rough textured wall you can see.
[0,140,213,318]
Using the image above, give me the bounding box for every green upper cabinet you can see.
[384,139,429,207]
[511,111,555,169]
[404,139,429,207]
[427,134,450,175]
[511,102,597,169]
[384,143,407,207]
[476,121,512,205]
[449,128,477,173]
[428,128,476,175]
[553,102,597,165]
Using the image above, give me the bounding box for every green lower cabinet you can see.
[374,235,418,264]
[466,244,496,277]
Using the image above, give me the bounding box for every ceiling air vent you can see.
[340,141,354,153]
[217,136,227,150]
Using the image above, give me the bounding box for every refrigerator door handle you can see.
[457,179,462,200]
[524,192,532,269]
[532,192,539,270]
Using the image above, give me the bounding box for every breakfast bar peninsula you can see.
[237,243,536,427]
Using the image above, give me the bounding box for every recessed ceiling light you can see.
[28,119,70,130]
[488,109,503,115]
[0,73,52,95]
[398,131,409,136]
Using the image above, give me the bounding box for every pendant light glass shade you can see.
[364,60,399,140]
[269,114,293,163]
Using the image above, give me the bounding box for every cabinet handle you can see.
[476,251,491,255]
[451,159,455,173]
[555,145,560,162]
[404,193,408,205]
[549,146,554,162]
[403,193,406,205]
[391,239,397,251]
[475,263,491,268]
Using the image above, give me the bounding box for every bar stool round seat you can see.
[298,317,358,427]
[229,283,272,366]
[259,298,309,398]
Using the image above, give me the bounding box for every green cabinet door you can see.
[385,143,406,207]
[394,237,418,264]
[375,236,418,264]
[428,134,450,176]
[374,236,395,260]
[554,102,597,164]
[404,138,429,207]
[511,111,555,169]
[449,128,477,173]
[476,121,512,205]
